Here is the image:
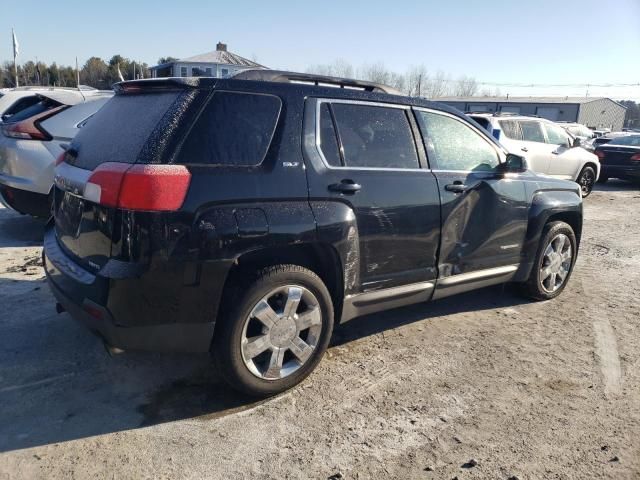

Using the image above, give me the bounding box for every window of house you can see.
[416,111,499,171]
[327,103,419,169]
[520,120,546,143]
[180,67,187,77]
[205,68,212,76]
[178,92,281,166]
[221,68,229,77]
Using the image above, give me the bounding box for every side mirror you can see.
[497,154,528,174]
[572,137,581,148]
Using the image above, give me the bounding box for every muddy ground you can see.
[0,181,639,479]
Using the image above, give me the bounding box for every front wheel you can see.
[213,264,334,397]
[577,166,596,197]
[518,221,577,301]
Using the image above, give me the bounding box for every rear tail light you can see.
[1,105,67,140]
[631,154,640,162]
[84,162,191,211]
[595,150,606,160]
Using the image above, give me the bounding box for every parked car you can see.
[469,113,600,197]
[557,122,595,142]
[594,134,640,183]
[46,71,583,396]
[0,89,112,217]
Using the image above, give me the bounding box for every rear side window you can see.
[499,120,523,140]
[328,103,419,169]
[69,92,181,170]
[520,121,545,143]
[318,103,342,167]
[416,111,499,171]
[178,91,281,166]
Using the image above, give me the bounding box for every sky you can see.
[3,0,640,99]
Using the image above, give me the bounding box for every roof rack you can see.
[232,69,401,95]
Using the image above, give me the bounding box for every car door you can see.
[304,98,441,292]
[414,109,528,293]
[543,121,582,180]
[517,119,556,174]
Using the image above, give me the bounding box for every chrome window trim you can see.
[314,98,424,172]
[413,106,507,172]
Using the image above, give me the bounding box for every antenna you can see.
[76,57,86,101]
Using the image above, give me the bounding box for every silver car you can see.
[0,90,113,217]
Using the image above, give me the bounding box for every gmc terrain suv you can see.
[45,71,583,396]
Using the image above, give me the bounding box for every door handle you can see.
[328,179,361,194]
[445,182,468,193]
[521,147,529,152]
[551,150,559,155]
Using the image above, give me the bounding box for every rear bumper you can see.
[43,228,215,353]
[601,165,640,181]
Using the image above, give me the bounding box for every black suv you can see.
[45,71,583,396]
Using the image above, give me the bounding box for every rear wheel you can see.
[577,166,596,197]
[213,264,334,396]
[518,221,577,301]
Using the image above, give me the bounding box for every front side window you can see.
[416,111,499,171]
[178,91,281,166]
[328,103,419,169]
[544,123,571,146]
[520,121,545,143]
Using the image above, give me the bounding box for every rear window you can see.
[68,92,181,170]
[177,91,281,166]
[608,135,640,147]
[4,97,61,123]
[1,96,42,121]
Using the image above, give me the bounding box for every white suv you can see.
[469,113,600,197]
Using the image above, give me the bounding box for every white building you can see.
[150,42,265,79]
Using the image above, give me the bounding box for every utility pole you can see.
[12,28,19,87]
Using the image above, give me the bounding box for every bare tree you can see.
[424,70,450,98]
[405,64,429,97]
[454,75,479,96]
[306,58,354,78]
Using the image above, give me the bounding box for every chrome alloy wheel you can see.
[241,285,323,380]
[540,233,572,293]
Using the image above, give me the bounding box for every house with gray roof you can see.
[150,42,266,79]
[437,96,626,131]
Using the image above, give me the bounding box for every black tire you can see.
[212,264,334,397]
[577,166,596,197]
[597,174,609,184]
[518,221,577,301]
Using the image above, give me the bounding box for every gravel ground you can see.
[0,181,639,480]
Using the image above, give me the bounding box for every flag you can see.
[116,63,125,82]
[12,28,19,58]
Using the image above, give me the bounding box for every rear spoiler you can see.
[113,77,202,94]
